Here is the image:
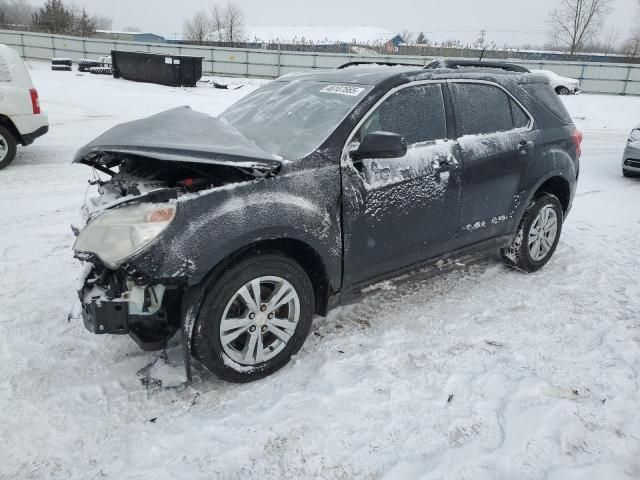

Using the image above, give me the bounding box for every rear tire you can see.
[501,194,563,273]
[191,253,315,383]
[623,169,640,178]
[0,125,18,170]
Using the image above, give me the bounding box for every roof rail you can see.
[424,59,530,73]
[337,61,424,69]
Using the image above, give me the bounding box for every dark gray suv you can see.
[72,66,581,382]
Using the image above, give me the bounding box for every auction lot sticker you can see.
[320,85,365,96]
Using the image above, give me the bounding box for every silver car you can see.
[623,125,640,178]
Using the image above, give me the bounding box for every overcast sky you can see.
[63,0,638,46]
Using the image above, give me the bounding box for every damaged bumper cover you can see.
[78,262,182,351]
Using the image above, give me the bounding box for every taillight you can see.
[572,129,583,158]
[29,88,40,114]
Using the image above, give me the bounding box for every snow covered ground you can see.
[1,63,639,479]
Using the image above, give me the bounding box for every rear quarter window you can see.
[521,82,573,124]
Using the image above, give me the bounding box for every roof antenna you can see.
[479,48,486,61]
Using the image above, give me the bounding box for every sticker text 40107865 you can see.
[320,85,365,96]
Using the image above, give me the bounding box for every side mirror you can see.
[350,131,407,161]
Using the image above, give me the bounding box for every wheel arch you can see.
[193,237,332,318]
[509,172,573,238]
[0,114,23,144]
[535,175,571,214]
[179,236,333,381]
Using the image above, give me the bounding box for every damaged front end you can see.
[72,106,281,352]
[78,262,183,351]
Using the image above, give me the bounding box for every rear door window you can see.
[355,83,447,145]
[450,83,515,136]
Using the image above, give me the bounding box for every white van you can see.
[0,44,49,169]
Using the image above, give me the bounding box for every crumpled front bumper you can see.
[80,295,129,335]
[77,265,183,351]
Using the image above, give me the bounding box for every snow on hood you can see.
[73,106,282,171]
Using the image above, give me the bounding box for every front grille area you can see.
[624,159,640,169]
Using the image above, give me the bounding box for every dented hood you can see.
[73,106,282,172]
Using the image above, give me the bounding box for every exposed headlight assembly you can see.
[629,129,640,143]
[73,203,176,268]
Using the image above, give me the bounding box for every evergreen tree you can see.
[32,0,73,34]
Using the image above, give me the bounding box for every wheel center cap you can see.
[255,313,267,326]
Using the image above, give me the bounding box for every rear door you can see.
[449,81,542,243]
[341,82,463,288]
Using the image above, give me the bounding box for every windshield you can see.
[220,80,372,160]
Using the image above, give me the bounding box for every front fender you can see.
[128,167,342,289]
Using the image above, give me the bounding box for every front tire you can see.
[191,253,315,383]
[623,169,640,178]
[0,125,17,170]
[501,194,563,273]
[556,86,570,95]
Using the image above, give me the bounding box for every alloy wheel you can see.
[0,134,7,162]
[219,276,300,365]
[528,205,558,261]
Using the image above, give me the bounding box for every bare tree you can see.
[183,10,211,44]
[440,39,463,48]
[211,4,225,42]
[0,0,33,26]
[548,0,613,55]
[623,5,640,57]
[622,31,640,57]
[223,2,244,42]
[203,3,245,43]
[601,27,617,54]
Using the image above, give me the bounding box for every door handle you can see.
[432,157,459,173]
[519,140,535,155]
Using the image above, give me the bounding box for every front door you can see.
[341,83,463,289]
